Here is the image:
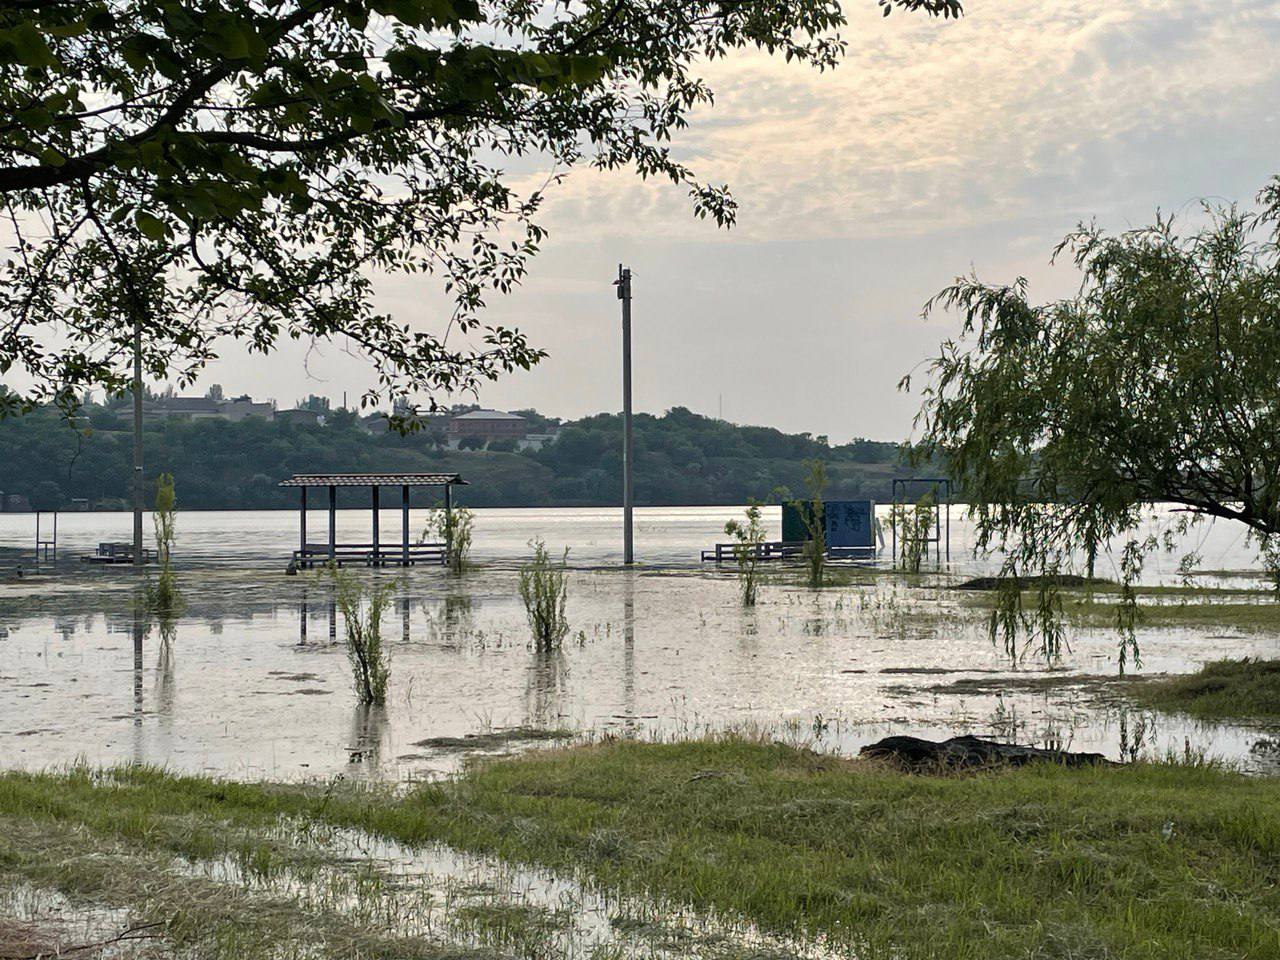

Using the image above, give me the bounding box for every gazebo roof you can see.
[279,472,467,488]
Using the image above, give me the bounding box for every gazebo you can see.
[279,472,467,568]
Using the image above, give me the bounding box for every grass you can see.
[1126,658,1280,720]
[3,741,1280,959]
[391,739,1280,959]
[959,582,1280,632]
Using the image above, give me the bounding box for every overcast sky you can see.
[192,0,1280,442]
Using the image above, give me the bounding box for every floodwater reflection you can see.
[526,649,568,727]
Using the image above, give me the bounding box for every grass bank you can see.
[4,741,1280,959]
[1126,658,1280,720]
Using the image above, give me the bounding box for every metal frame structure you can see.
[890,477,953,568]
[34,510,57,565]
[278,472,467,568]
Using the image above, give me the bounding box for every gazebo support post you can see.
[371,485,380,566]
[443,482,453,566]
[327,485,336,564]
[299,486,307,559]
[401,485,410,566]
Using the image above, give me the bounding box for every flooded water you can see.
[176,818,844,959]
[2,506,1278,781]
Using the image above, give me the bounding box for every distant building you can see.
[146,395,274,422]
[276,408,326,427]
[517,432,558,452]
[447,409,528,443]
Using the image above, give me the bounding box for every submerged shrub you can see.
[802,459,827,588]
[332,567,394,705]
[725,501,766,606]
[422,504,474,573]
[893,492,935,574]
[519,538,569,652]
[145,473,180,616]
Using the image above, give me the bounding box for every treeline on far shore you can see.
[0,404,915,511]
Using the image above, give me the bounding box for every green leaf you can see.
[135,210,170,241]
[0,22,59,68]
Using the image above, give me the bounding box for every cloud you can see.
[520,0,1280,244]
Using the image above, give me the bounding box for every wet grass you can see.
[3,740,1280,959]
[392,739,1280,959]
[0,814,482,959]
[959,582,1280,632]
[411,726,574,751]
[1126,658,1280,721]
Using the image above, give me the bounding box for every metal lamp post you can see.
[615,265,634,565]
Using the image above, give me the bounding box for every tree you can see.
[905,179,1280,667]
[30,479,64,510]
[298,394,331,413]
[0,0,961,423]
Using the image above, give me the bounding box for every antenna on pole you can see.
[615,264,634,566]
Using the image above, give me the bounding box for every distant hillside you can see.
[0,404,915,510]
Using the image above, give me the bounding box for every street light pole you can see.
[615,264,634,565]
[132,315,144,567]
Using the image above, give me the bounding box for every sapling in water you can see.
[146,473,180,616]
[893,492,935,574]
[331,567,394,705]
[422,504,474,573]
[519,538,569,651]
[725,501,766,606]
[801,460,827,588]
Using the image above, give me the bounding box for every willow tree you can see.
[905,179,1280,668]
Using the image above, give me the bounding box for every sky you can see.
[193,0,1280,443]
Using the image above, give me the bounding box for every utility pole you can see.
[615,264,634,565]
[132,316,144,567]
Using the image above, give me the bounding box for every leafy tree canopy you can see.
[0,0,960,423]
[906,179,1280,667]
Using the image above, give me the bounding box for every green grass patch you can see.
[1127,658,1280,720]
[4,742,1280,959]
[386,739,1280,959]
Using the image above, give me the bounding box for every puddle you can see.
[0,880,156,958]
[174,819,846,960]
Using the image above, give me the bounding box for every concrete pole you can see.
[132,316,144,567]
[616,265,634,565]
[443,482,453,566]
[299,487,308,556]
[328,485,337,563]
[401,484,410,566]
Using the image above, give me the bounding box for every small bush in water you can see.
[519,538,569,651]
[725,501,766,606]
[422,504,474,573]
[146,473,181,616]
[801,459,827,588]
[331,567,394,705]
[893,492,935,573]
